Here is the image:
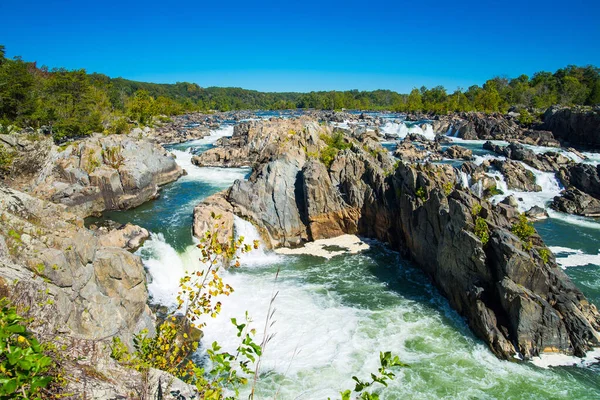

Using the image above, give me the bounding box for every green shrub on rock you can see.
[511,213,535,250]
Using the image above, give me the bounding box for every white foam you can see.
[530,348,600,369]
[275,235,370,259]
[380,122,436,140]
[187,125,234,146]
[553,249,600,268]
[546,209,600,231]
[488,164,562,212]
[137,233,187,308]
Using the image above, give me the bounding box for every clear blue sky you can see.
[1,0,599,92]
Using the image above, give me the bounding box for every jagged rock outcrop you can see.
[552,188,600,217]
[558,164,600,199]
[194,118,600,360]
[30,134,183,217]
[542,106,600,149]
[95,223,150,252]
[394,142,431,162]
[193,191,235,245]
[229,155,309,247]
[443,145,473,160]
[553,164,600,216]
[192,118,322,168]
[483,141,573,172]
[491,159,541,192]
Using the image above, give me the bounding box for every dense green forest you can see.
[0,44,599,141]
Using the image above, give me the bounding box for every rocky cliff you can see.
[0,185,194,397]
[542,106,600,149]
[195,118,600,360]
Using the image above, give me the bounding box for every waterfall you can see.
[460,171,471,189]
[233,216,282,266]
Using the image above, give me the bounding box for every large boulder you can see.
[31,134,183,217]
[552,188,600,217]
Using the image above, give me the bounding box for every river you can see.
[96,119,600,399]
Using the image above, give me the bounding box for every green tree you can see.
[406,88,423,112]
[126,90,156,125]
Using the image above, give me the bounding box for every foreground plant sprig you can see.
[336,351,408,400]
[111,214,262,398]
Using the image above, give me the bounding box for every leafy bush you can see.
[336,351,407,400]
[483,184,504,198]
[107,117,130,135]
[538,248,550,264]
[443,181,454,196]
[517,109,534,126]
[511,213,535,250]
[474,217,490,246]
[0,298,53,398]
[319,132,351,168]
[320,146,339,169]
[415,186,427,201]
[471,203,482,217]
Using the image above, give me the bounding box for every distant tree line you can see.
[0,44,598,141]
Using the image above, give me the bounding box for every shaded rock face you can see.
[31,134,183,217]
[552,189,600,217]
[542,106,600,149]
[553,164,600,216]
[558,164,600,199]
[198,118,600,360]
[229,155,309,247]
[430,112,560,146]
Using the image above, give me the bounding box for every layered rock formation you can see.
[29,134,183,217]
[542,106,600,149]
[195,118,600,360]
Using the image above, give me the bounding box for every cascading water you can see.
[233,216,282,266]
[380,122,436,141]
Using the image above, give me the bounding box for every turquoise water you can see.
[102,127,600,399]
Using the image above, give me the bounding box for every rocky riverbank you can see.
[2,133,184,217]
[193,117,600,360]
[0,185,196,397]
